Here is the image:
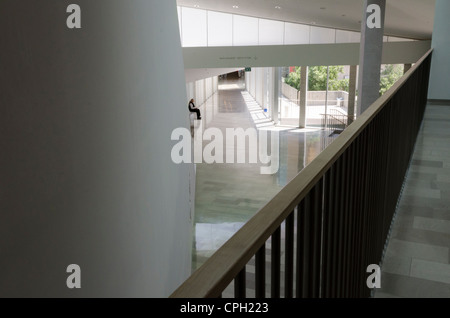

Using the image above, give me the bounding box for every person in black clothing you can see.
[188,98,201,120]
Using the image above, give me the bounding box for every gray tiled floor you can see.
[375,104,450,298]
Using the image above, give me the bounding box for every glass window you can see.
[233,15,259,46]
[310,26,336,44]
[208,11,233,46]
[284,22,310,44]
[336,30,360,43]
[182,7,207,47]
[259,19,284,45]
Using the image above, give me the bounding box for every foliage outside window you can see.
[285,66,349,92]
[380,64,403,96]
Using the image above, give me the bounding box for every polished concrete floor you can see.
[375,104,450,298]
[191,78,333,272]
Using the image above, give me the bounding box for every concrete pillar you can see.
[272,67,280,125]
[0,0,192,297]
[299,66,308,128]
[403,63,412,74]
[357,0,386,115]
[348,65,358,123]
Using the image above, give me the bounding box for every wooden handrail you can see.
[170,49,433,298]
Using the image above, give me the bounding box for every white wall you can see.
[195,79,205,105]
[206,78,213,99]
[256,68,264,107]
[177,6,416,48]
[428,0,450,100]
[183,41,431,69]
[251,70,257,97]
[0,0,192,297]
[186,82,195,103]
[247,67,274,113]
[186,76,218,106]
[185,68,241,83]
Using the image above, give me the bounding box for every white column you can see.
[0,0,192,297]
[357,0,386,115]
[272,67,280,125]
[348,65,358,123]
[299,66,308,128]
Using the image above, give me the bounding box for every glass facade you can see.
[177,6,415,47]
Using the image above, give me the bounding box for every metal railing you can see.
[322,113,350,133]
[320,109,356,150]
[170,49,432,298]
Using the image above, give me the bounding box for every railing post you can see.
[310,180,323,298]
[296,200,306,298]
[235,267,246,298]
[285,211,295,298]
[255,244,266,298]
[271,227,281,298]
[321,168,334,298]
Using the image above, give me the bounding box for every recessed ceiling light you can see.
[275,6,281,10]
[194,4,199,8]
[232,5,239,9]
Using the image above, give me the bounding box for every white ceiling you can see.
[176,0,435,40]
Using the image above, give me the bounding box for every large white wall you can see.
[186,76,218,106]
[247,67,274,114]
[0,0,192,297]
[185,68,241,83]
[183,41,431,69]
[176,6,416,48]
[428,0,450,100]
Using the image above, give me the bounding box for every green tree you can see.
[285,66,348,91]
[380,64,403,95]
[284,68,301,90]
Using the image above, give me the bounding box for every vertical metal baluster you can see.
[271,227,281,298]
[331,157,341,298]
[343,148,352,297]
[361,125,370,298]
[234,267,246,298]
[349,142,358,298]
[311,179,323,298]
[255,244,266,298]
[336,156,345,298]
[296,200,305,298]
[322,169,333,298]
[285,211,294,298]
[303,195,312,298]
